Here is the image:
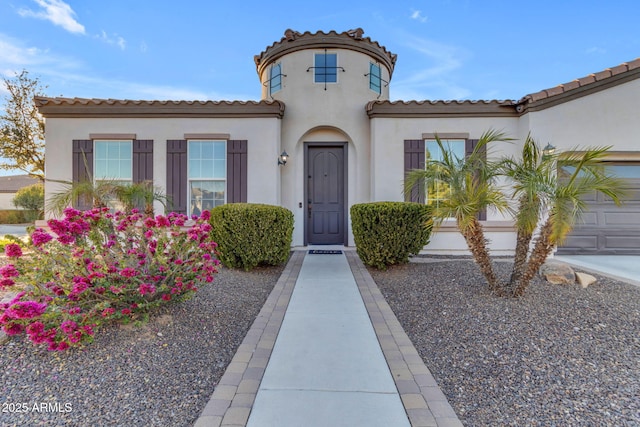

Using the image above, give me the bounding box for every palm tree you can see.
[47,178,118,215]
[404,129,512,294]
[112,180,168,216]
[47,179,168,217]
[499,134,555,289]
[505,143,626,296]
[406,131,626,298]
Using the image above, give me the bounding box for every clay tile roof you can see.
[35,97,285,118]
[254,29,397,78]
[366,99,517,118]
[517,58,640,106]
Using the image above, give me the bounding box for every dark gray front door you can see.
[306,145,345,245]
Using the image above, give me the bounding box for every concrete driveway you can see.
[554,255,640,286]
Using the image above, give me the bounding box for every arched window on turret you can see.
[369,62,381,94]
[268,63,283,95]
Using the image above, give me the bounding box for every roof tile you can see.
[593,69,612,81]
[517,57,639,106]
[577,74,596,86]
[627,58,640,70]
[609,64,629,76]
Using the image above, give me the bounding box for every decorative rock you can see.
[539,260,575,285]
[576,272,597,288]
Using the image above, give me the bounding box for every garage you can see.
[557,163,640,255]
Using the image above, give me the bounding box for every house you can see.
[0,174,40,210]
[35,29,640,255]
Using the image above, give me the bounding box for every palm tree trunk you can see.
[459,217,502,295]
[512,219,554,297]
[508,228,533,294]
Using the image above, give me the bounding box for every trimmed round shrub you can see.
[209,203,293,270]
[351,202,433,269]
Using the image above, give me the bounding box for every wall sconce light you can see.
[278,151,289,166]
[542,143,556,158]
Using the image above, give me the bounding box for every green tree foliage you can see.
[48,179,167,217]
[404,131,626,297]
[12,182,44,221]
[0,70,46,180]
[501,137,626,296]
[404,130,512,294]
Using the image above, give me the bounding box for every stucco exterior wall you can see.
[43,117,282,217]
[369,116,522,208]
[526,79,640,152]
[263,47,392,246]
[0,193,16,210]
[368,116,523,254]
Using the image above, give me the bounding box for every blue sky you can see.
[0,1,638,175]
[1,0,639,102]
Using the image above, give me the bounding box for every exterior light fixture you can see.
[542,143,556,157]
[278,151,289,166]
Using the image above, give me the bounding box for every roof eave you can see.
[366,100,518,118]
[35,98,286,119]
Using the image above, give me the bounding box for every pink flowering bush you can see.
[0,207,219,351]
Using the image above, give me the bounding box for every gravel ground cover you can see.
[0,265,282,427]
[370,259,640,427]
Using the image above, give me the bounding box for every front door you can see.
[306,144,346,245]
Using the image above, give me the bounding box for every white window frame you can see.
[187,139,227,216]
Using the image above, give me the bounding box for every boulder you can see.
[540,260,575,285]
[575,272,597,288]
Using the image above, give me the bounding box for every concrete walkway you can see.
[194,249,462,427]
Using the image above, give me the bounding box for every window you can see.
[188,140,226,215]
[269,63,282,95]
[93,140,133,211]
[314,52,337,83]
[425,139,466,209]
[94,140,133,184]
[369,62,381,94]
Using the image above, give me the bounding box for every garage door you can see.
[557,164,640,255]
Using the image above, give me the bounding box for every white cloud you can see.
[96,31,127,50]
[391,35,471,100]
[0,34,81,74]
[410,9,428,23]
[18,0,85,34]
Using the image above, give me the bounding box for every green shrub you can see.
[209,203,294,270]
[351,202,433,269]
[13,183,44,221]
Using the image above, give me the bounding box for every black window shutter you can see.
[72,139,94,210]
[404,139,425,203]
[133,140,153,183]
[227,140,248,203]
[166,140,187,213]
[465,138,487,221]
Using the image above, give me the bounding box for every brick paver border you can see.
[194,251,304,427]
[194,249,464,427]
[345,251,463,427]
